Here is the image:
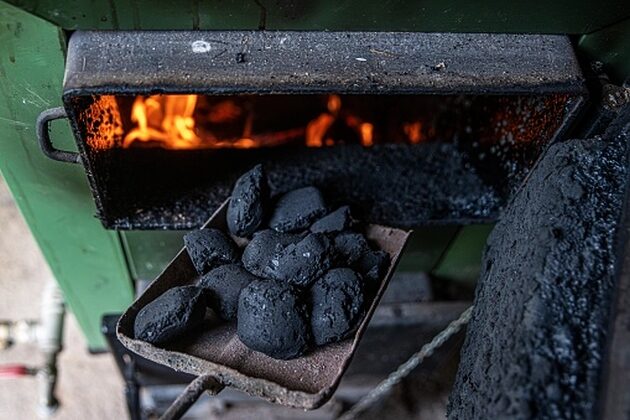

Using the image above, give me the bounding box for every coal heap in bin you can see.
[134,164,389,360]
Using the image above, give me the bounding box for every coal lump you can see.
[198,264,258,320]
[310,268,365,346]
[184,228,240,274]
[134,286,206,345]
[241,229,304,277]
[334,231,370,265]
[227,164,269,238]
[269,186,327,232]
[265,232,333,288]
[310,206,353,233]
[237,280,310,360]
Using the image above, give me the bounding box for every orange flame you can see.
[118,94,435,150]
[359,122,374,146]
[306,114,334,147]
[305,95,341,147]
[124,95,201,149]
[403,121,425,144]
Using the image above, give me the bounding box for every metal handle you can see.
[36,107,81,164]
[160,375,224,420]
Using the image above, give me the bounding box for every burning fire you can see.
[124,95,201,149]
[120,94,430,150]
[123,95,270,150]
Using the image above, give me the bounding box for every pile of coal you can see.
[134,165,390,360]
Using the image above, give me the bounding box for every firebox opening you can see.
[66,92,578,230]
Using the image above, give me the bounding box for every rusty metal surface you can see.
[117,201,411,409]
[64,31,584,96]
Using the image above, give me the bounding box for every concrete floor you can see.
[0,176,126,420]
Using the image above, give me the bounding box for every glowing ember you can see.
[403,122,425,144]
[306,114,334,147]
[359,122,374,147]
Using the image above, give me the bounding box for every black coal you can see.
[334,231,370,265]
[139,168,393,360]
[134,286,206,345]
[353,249,390,288]
[184,228,240,274]
[310,268,365,346]
[227,164,269,238]
[265,232,334,288]
[448,113,630,419]
[241,229,305,277]
[198,264,259,320]
[310,206,353,233]
[268,186,327,232]
[237,279,310,360]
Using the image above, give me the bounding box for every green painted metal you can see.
[0,1,134,350]
[579,18,630,85]
[5,0,630,33]
[431,225,494,286]
[396,226,460,273]
[120,231,189,280]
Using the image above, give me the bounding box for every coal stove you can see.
[38,31,584,229]
[25,25,630,420]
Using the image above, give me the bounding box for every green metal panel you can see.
[578,18,630,85]
[0,1,134,350]
[396,226,460,272]
[120,231,189,280]
[431,224,494,286]
[5,0,630,33]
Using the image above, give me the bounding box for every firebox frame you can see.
[56,30,586,230]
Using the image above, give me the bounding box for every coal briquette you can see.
[310,205,353,233]
[227,164,269,238]
[134,286,206,345]
[265,232,333,288]
[353,249,390,288]
[198,264,259,320]
[241,229,304,277]
[269,186,327,232]
[237,280,310,360]
[184,228,240,274]
[310,268,365,346]
[334,231,369,265]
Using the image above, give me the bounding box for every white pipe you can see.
[36,280,65,417]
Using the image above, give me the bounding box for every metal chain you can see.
[338,306,474,420]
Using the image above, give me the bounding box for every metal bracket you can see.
[36,107,81,164]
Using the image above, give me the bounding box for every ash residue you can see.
[106,143,503,229]
[448,118,630,419]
